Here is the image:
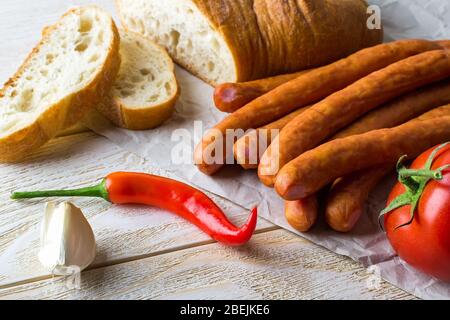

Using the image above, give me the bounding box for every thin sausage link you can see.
[234,106,310,169]
[325,166,392,232]
[285,196,319,233]
[214,71,308,113]
[276,115,450,200]
[333,80,450,139]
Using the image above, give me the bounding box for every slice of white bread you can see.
[0,6,120,162]
[116,0,382,86]
[96,30,179,130]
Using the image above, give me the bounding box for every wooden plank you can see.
[0,230,414,300]
[0,133,273,287]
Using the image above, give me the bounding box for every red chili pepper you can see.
[11,172,258,246]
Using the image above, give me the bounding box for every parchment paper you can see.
[86,0,450,300]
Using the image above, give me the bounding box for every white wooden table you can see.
[0,0,415,300]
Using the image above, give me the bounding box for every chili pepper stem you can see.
[11,180,109,201]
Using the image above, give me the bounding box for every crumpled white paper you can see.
[86,0,450,299]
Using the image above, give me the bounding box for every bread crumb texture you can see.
[0,6,116,137]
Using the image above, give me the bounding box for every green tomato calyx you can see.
[379,143,450,231]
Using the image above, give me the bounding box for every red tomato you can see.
[384,144,450,282]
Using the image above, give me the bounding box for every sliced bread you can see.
[97,30,179,130]
[0,6,120,162]
[116,0,382,86]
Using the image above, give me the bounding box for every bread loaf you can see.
[116,0,382,85]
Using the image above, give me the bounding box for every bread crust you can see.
[0,7,121,162]
[195,0,382,81]
[113,80,180,130]
[117,0,382,84]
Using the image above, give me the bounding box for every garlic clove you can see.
[39,202,96,276]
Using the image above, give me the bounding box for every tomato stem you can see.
[379,143,450,231]
[399,168,443,180]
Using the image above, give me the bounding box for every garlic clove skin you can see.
[39,202,96,276]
